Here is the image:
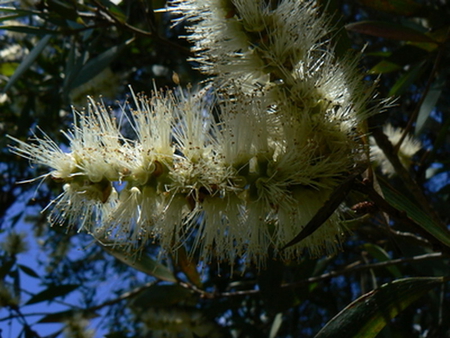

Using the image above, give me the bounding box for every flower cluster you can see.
[9,0,378,267]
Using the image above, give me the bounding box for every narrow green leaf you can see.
[0,7,48,21]
[69,39,132,90]
[282,171,360,249]
[346,21,435,43]
[25,284,80,305]
[100,0,127,23]
[175,246,202,288]
[102,245,176,282]
[269,313,283,338]
[380,181,450,248]
[389,61,425,96]
[3,34,51,93]
[362,244,402,278]
[415,77,444,135]
[369,60,402,74]
[0,25,56,35]
[0,13,29,22]
[315,277,445,338]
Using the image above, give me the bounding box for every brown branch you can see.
[282,252,446,290]
[89,281,158,311]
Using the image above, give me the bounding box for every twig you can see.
[178,252,447,299]
[89,281,157,311]
[283,252,445,290]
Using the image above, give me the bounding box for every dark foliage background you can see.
[1,0,450,337]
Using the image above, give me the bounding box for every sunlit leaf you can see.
[25,284,80,305]
[0,62,19,77]
[100,0,127,23]
[315,277,445,338]
[269,313,283,338]
[346,21,435,43]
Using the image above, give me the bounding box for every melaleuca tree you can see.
[1,1,450,337]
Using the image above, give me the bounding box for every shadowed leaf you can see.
[389,61,425,96]
[18,264,40,279]
[25,284,80,305]
[346,21,435,43]
[175,246,202,288]
[380,181,450,248]
[415,77,444,135]
[369,60,402,74]
[38,309,99,323]
[3,34,51,93]
[129,284,195,309]
[68,39,132,90]
[362,244,402,278]
[357,0,423,16]
[282,172,360,250]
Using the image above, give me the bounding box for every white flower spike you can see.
[9,0,380,268]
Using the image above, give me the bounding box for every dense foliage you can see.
[1,0,450,337]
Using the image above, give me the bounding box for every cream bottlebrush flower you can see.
[370,124,422,176]
[166,0,377,262]
[8,97,127,232]
[9,84,355,266]
[170,0,330,83]
[10,0,379,267]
